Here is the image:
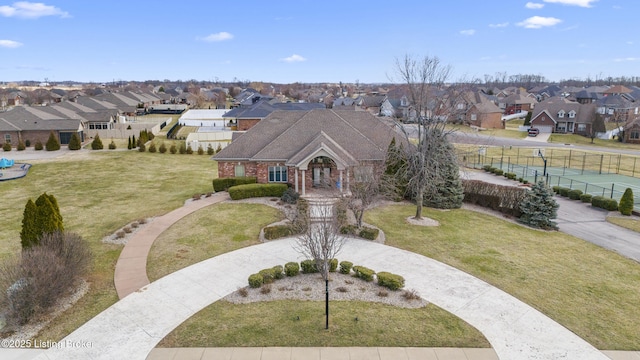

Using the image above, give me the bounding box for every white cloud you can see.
[281,54,306,63]
[517,16,562,29]
[489,22,509,28]
[0,39,23,48]
[525,2,545,9]
[614,57,640,62]
[543,0,597,7]
[0,2,69,19]
[201,32,233,42]
[460,29,476,36]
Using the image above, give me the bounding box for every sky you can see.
[0,0,638,84]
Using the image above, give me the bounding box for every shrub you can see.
[212,176,257,192]
[108,140,116,150]
[272,265,284,280]
[619,188,634,216]
[377,271,405,290]
[339,261,353,274]
[377,290,389,297]
[169,144,177,154]
[238,288,248,297]
[192,193,201,201]
[591,196,606,209]
[0,231,91,326]
[284,262,299,277]
[91,135,104,150]
[115,231,125,239]
[300,259,318,274]
[358,227,379,240]
[518,180,559,230]
[605,198,618,211]
[2,142,10,151]
[352,265,375,282]
[340,224,358,235]
[482,165,493,172]
[580,193,593,203]
[558,187,571,197]
[207,144,214,155]
[159,143,167,153]
[280,188,300,204]
[138,143,146,152]
[493,169,503,176]
[263,225,294,240]
[402,289,420,301]
[25,139,30,147]
[197,145,204,155]
[248,273,263,288]
[505,172,517,180]
[567,189,583,200]
[17,140,25,151]
[329,258,338,272]
[462,179,527,217]
[228,183,288,200]
[179,143,186,154]
[34,140,43,151]
[45,132,60,151]
[260,284,272,294]
[148,142,157,153]
[67,133,82,150]
[186,145,193,154]
[552,186,560,194]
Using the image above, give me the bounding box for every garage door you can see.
[536,125,553,133]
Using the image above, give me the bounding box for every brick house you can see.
[466,101,504,129]
[530,97,597,135]
[213,109,400,195]
[0,106,84,146]
[623,118,640,144]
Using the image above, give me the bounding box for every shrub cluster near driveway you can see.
[228,183,288,200]
[212,176,257,192]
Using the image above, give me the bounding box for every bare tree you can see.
[589,112,606,143]
[293,202,345,329]
[392,54,464,219]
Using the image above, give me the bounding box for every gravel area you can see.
[223,272,428,309]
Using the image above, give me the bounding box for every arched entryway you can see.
[309,156,337,188]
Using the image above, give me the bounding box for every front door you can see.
[313,167,321,186]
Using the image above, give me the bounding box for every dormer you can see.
[558,110,565,118]
[568,110,576,118]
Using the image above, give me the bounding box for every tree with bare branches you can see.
[293,201,345,329]
[392,54,464,219]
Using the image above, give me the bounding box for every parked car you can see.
[528,128,540,137]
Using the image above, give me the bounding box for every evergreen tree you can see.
[36,193,63,231]
[45,131,60,151]
[424,138,464,209]
[524,111,532,126]
[186,144,193,154]
[384,138,408,200]
[132,135,137,148]
[519,181,559,230]
[108,140,116,150]
[197,145,204,155]
[91,135,104,150]
[215,144,222,153]
[170,144,177,154]
[619,188,634,216]
[207,144,214,155]
[127,136,132,150]
[159,143,167,153]
[20,199,38,249]
[68,132,82,150]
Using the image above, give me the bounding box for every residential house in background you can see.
[530,97,597,135]
[623,117,640,144]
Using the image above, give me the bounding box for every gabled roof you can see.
[532,96,596,124]
[214,109,399,164]
[223,99,324,119]
[603,85,632,95]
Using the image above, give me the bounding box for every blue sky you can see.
[0,0,637,84]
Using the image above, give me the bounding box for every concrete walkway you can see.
[31,238,608,360]
[114,192,230,299]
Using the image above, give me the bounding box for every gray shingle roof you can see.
[214,109,399,163]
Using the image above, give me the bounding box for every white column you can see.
[301,170,306,196]
[346,168,350,192]
[339,170,343,193]
[294,169,299,193]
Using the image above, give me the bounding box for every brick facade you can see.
[237,119,261,131]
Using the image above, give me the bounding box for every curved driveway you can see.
[33,238,607,360]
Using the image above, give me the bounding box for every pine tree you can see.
[207,144,214,155]
[619,188,634,216]
[68,132,82,150]
[424,139,464,209]
[524,111,532,126]
[45,131,60,151]
[91,135,104,150]
[197,145,204,155]
[20,199,38,249]
[132,135,137,148]
[519,181,559,230]
[127,136,132,150]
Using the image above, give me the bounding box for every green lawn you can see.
[148,203,284,281]
[607,216,640,233]
[0,151,217,341]
[159,301,489,348]
[365,204,640,350]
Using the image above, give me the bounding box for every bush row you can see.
[247,260,405,291]
[212,176,257,192]
[462,179,527,217]
[591,196,619,211]
[228,183,288,200]
[339,225,379,240]
[553,186,619,211]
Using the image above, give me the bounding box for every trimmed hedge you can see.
[339,261,353,274]
[329,258,338,272]
[482,165,493,172]
[377,272,405,291]
[284,262,299,277]
[591,196,618,211]
[567,189,583,200]
[352,265,375,282]
[272,265,284,279]
[212,176,257,192]
[263,225,295,240]
[248,273,263,288]
[504,172,517,180]
[462,179,527,217]
[259,268,276,284]
[580,193,593,203]
[228,183,288,200]
[340,225,379,240]
[552,186,560,194]
[558,187,571,197]
[493,169,504,176]
[300,259,318,274]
